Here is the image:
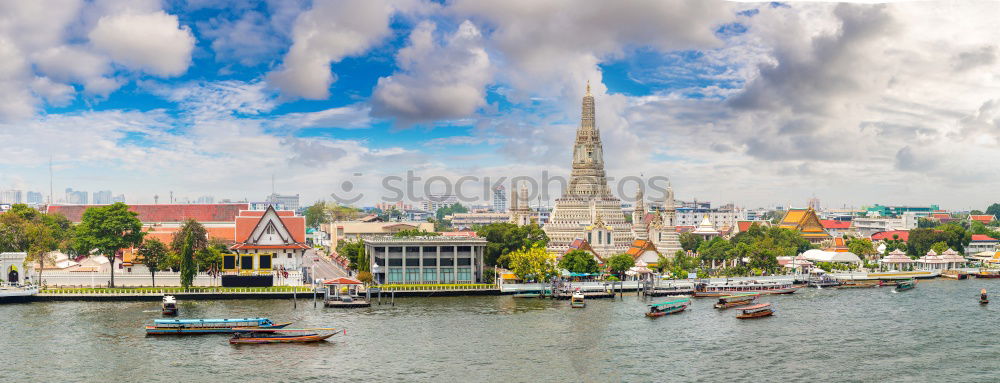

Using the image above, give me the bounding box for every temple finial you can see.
[586,80,591,96]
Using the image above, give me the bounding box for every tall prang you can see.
[544,82,633,258]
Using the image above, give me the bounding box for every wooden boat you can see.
[942,270,968,280]
[836,281,884,289]
[229,328,343,344]
[973,270,1000,279]
[736,303,773,319]
[570,291,586,308]
[161,295,178,316]
[713,293,759,309]
[693,281,800,297]
[145,318,291,335]
[646,298,690,318]
[981,289,989,305]
[894,279,916,292]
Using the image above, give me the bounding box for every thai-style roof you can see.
[881,249,914,263]
[778,208,831,239]
[692,215,719,235]
[323,277,362,285]
[819,220,852,229]
[566,238,604,263]
[624,239,658,259]
[971,234,997,242]
[872,230,910,241]
[970,215,996,224]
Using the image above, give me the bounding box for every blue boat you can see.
[646,298,690,318]
[145,318,291,335]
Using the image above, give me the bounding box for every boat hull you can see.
[145,322,291,335]
[646,305,688,318]
[737,310,773,319]
[714,299,756,309]
[695,287,799,297]
[973,273,1000,279]
[230,333,334,344]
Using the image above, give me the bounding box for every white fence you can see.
[35,270,304,287]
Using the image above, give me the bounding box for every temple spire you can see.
[586,80,591,96]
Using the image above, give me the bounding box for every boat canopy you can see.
[739,303,771,311]
[153,318,273,325]
[649,298,690,307]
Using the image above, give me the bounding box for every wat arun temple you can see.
[544,83,682,258]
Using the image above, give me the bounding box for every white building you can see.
[492,185,507,212]
[0,190,22,204]
[448,212,511,229]
[421,194,458,212]
[674,204,746,229]
[93,190,112,205]
[26,191,43,204]
[852,213,918,237]
[265,193,300,211]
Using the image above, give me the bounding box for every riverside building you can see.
[364,236,487,284]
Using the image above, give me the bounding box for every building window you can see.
[388,258,403,266]
[388,267,404,283]
[440,258,454,266]
[287,253,292,258]
[588,232,592,243]
[457,267,472,282]
[240,255,254,270]
[607,232,611,244]
[406,267,421,283]
[223,254,237,271]
[440,267,454,283]
[405,258,419,266]
[457,258,471,266]
[423,268,437,283]
[424,258,437,266]
[258,254,272,270]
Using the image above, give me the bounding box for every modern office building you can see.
[448,212,511,229]
[492,185,507,212]
[65,188,88,204]
[421,194,458,212]
[26,191,43,204]
[92,190,112,205]
[364,236,487,284]
[266,193,300,211]
[0,189,22,204]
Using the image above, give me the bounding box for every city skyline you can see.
[2,1,1000,210]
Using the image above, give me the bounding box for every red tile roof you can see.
[48,203,249,223]
[820,220,851,229]
[872,230,910,241]
[234,214,305,243]
[970,215,996,223]
[932,213,951,220]
[971,234,997,242]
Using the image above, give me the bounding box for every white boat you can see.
[693,281,800,297]
[0,284,39,303]
[570,291,586,308]
[832,270,941,281]
[162,295,178,315]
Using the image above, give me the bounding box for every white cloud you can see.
[89,11,196,77]
[371,20,491,124]
[267,0,396,100]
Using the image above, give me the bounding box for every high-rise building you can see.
[196,195,215,204]
[421,194,458,212]
[112,194,126,203]
[26,191,44,204]
[0,190,23,204]
[93,190,112,205]
[544,83,634,258]
[65,188,88,204]
[265,193,300,211]
[492,185,507,212]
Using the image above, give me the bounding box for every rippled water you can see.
[2,279,998,382]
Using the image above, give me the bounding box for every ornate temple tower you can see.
[632,188,648,240]
[544,82,632,257]
[509,181,533,226]
[650,184,682,256]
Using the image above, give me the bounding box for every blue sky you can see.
[2,0,1000,210]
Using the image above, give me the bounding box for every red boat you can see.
[229,328,342,344]
[736,303,774,319]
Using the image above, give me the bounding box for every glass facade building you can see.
[364,236,487,284]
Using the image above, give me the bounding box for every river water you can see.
[2,279,998,382]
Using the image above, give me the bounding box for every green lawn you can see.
[41,286,313,294]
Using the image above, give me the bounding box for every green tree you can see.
[74,203,144,287]
[917,218,937,228]
[304,201,330,228]
[195,247,223,272]
[475,222,548,268]
[179,232,196,289]
[0,209,30,252]
[435,203,469,221]
[697,237,733,266]
[971,210,985,215]
[26,220,58,285]
[170,219,208,254]
[986,203,1000,220]
[356,270,373,284]
[507,246,558,282]
[605,253,635,278]
[558,250,599,274]
[337,239,368,272]
[930,241,949,254]
[678,232,702,252]
[847,238,877,259]
[138,238,169,287]
[393,229,440,238]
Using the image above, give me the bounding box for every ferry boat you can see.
[972,270,1000,279]
[570,290,586,308]
[229,328,343,344]
[646,298,690,318]
[713,293,759,309]
[834,270,941,281]
[894,279,916,292]
[693,281,800,297]
[145,318,291,335]
[736,303,774,319]
[161,295,178,316]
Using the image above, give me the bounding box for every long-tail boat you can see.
[145,318,291,335]
[570,290,586,308]
[646,298,690,318]
[980,289,989,305]
[894,279,916,292]
[229,328,343,344]
[736,303,773,319]
[713,293,759,309]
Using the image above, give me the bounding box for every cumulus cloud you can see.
[89,11,196,77]
[371,20,491,124]
[267,0,396,99]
